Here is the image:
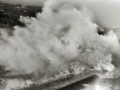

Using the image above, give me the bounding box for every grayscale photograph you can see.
[0,0,120,90]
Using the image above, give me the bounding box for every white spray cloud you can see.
[0,0,120,79]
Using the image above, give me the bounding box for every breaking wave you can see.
[1,0,120,89]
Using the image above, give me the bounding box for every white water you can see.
[82,77,120,90]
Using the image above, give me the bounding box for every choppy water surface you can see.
[60,76,120,90]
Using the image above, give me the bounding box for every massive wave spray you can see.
[0,0,120,81]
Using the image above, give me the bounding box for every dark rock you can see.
[0,1,42,28]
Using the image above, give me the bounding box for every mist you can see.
[87,0,120,28]
[0,0,120,80]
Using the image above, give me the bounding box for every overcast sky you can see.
[0,0,46,6]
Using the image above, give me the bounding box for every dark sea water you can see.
[59,76,120,90]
